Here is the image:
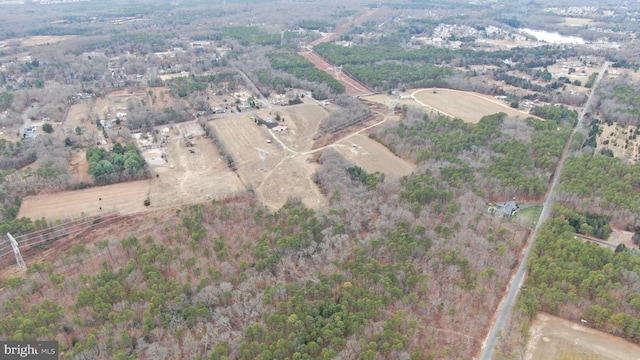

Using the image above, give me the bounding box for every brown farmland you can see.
[526,313,640,360]
[19,97,414,220]
[332,134,415,177]
[207,103,328,209]
[411,88,537,123]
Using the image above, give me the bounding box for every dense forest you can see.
[557,155,640,228]
[370,105,576,200]
[517,218,640,342]
[595,75,640,126]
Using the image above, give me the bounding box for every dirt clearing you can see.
[18,119,245,221]
[332,134,415,177]
[19,180,149,220]
[18,35,76,47]
[146,121,245,209]
[595,122,639,164]
[606,229,637,249]
[93,89,147,120]
[563,18,594,27]
[299,50,371,96]
[526,313,640,360]
[207,103,330,209]
[62,102,92,133]
[361,93,417,110]
[411,88,535,123]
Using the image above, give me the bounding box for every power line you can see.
[6,233,26,269]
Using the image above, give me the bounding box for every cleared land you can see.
[146,121,245,209]
[563,17,594,27]
[18,180,149,220]
[546,62,598,91]
[411,88,536,123]
[208,103,327,209]
[606,228,637,249]
[63,102,92,131]
[18,119,245,221]
[93,89,146,118]
[299,50,371,95]
[332,134,415,177]
[68,148,93,184]
[19,35,76,46]
[159,72,189,81]
[526,313,640,360]
[18,95,413,218]
[361,93,418,110]
[595,122,639,164]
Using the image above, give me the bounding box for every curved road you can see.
[479,61,610,360]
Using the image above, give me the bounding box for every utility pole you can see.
[7,233,26,269]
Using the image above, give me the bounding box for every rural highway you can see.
[479,61,610,360]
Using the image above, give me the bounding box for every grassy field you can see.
[515,206,543,229]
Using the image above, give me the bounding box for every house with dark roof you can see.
[495,201,519,217]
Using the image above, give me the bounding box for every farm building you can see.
[272,125,288,132]
[257,117,283,129]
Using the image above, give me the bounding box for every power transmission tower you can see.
[6,233,26,269]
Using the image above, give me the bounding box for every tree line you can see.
[85,143,145,185]
[517,218,640,343]
[267,50,345,94]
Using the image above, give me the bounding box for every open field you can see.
[546,62,599,90]
[146,121,245,209]
[19,35,76,47]
[526,313,640,360]
[18,180,149,220]
[146,86,175,108]
[93,89,145,118]
[17,95,414,218]
[595,122,639,164]
[606,228,637,249]
[411,88,536,123]
[61,102,92,136]
[332,134,415,177]
[269,103,328,153]
[159,72,189,81]
[563,17,594,27]
[207,108,326,209]
[514,205,543,229]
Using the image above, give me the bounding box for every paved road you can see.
[479,61,610,360]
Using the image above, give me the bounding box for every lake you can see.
[520,28,586,44]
